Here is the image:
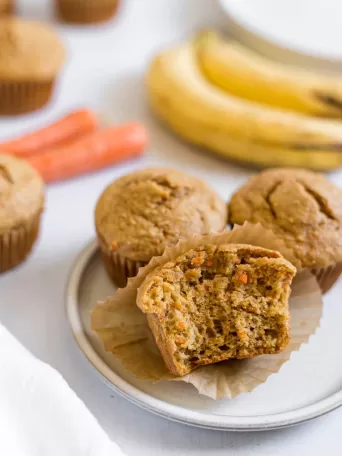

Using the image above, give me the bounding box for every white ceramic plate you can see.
[66,240,342,431]
[218,0,342,71]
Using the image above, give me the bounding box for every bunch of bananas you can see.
[146,31,342,170]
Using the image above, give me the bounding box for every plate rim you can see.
[66,240,342,431]
[218,0,342,69]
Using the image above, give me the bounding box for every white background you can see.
[1,1,342,455]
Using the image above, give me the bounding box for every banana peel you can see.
[197,30,342,117]
[146,42,342,170]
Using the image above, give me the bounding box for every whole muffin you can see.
[228,168,342,293]
[0,18,65,115]
[55,0,119,24]
[95,167,227,287]
[0,154,44,272]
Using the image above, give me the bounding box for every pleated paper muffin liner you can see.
[310,262,342,294]
[56,0,119,24]
[0,215,41,273]
[100,248,146,289]
[0,80,55,115]
[91,222,323,400]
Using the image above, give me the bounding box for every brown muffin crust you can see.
[0,154,44,235]
[137,243,295,376]
[228,168,342,269]
[95,167,227,263]
[0,18,65,81]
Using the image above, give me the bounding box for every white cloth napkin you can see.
[0,324,124,456]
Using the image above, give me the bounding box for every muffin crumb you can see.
[137,243,295,376]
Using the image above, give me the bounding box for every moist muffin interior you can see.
[139,244,295,376]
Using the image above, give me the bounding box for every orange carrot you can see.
[27,123,147,183]
[0,109,99,158]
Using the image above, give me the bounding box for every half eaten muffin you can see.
[137,243,296,376]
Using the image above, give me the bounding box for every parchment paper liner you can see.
[310,262,342,294]
[0,214,41,272]
[56,0,119,24]
[91,222,323,400]
[0,80,55,115]
[98,244,145,288]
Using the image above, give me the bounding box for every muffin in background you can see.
[56,0,119,24]
[95,167,227,288]
[0,0,14,14]
[228,168,342,293]
[0,18,65,115]
[0,154,44,272]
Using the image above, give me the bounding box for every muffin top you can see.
[0,18,65,80]
[228,168,342,269]
[95,167,227,262]
[0,154,45,234]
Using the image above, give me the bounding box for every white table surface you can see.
[1,1,342,455]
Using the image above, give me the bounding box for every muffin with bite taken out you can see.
[137,243,295,376]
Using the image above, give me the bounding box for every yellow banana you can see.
[197,31,342,117]
[146,42,342,170]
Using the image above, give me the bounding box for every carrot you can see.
[0,109,99,158]
[27,123,147,183]
[237,272,248,284]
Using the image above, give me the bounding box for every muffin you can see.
[0,18,65,115]
[0,0,14,14]
[229,168,342,293]
[95,167,227,287]
[137,243,295,376]
[0,154,44,272]
[55,0,119,24]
